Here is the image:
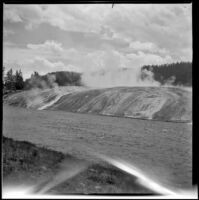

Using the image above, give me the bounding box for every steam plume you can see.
[81,67,160,88]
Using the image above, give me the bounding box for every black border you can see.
[1,0,194,4]
[1,0,198,198]
[192,0,198,188]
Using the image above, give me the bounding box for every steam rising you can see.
[81,67,160,88]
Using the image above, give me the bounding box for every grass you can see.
[3,136,155,195]
[3,104,192,191]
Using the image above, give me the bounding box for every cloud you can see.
[104,4,192,60]
[4,6,23,22]
[81,49,174,73]
[3,28,14,37]
[3,56,81,79]
[126,51,173,67]
[27,56,64,68]
[41,5,99,33]
[4,4,192,53]
[25,57,80,75]
[4,5,43,29]
[63,64,82,73]
[129,41,168,55]
[3,4,192,81]
[27,40,63,54]
[3,4,103,32]
[4,5,44,30]
[100,25,114,39]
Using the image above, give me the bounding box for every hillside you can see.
[48,87,192,122]
[4,86,192,122]
[3,86,88,110]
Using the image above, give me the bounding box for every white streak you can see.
[96,154,176,195]
[38,94,63,110]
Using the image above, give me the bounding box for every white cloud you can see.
[3,4,192,80]
[81,49,174,73]
[27,56,64,68]
[4,5,44,30]
[4,6,23,22]
[4,4,192,54]
[129,41,168,55]
[4,4,104,33]
[126,51,173,67]
[3,28,14,37]
[27,40,63,54]
[64,64,82,73]
[4,56,81,79]
[104,4,192,60]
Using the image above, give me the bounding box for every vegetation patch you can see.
[3,136,154,195]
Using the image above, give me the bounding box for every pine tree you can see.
[4,68,16,91]
[15,69,24,90]
[141,62,192,86]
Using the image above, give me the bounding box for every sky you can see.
[3,4,192,79]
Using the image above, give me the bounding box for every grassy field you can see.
[3,136,154,194]
[3,104,192,191]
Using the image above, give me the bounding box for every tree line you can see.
[24,71,82,89]
[3,61,192,93]
[3,67,24,92]
[141,62,192,86]
[3,67,82,93]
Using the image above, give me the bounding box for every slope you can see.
[48,86,192,122]
[4,86,192,122]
